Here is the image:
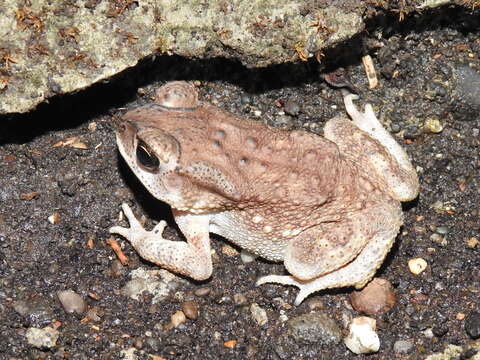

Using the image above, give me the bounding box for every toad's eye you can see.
[136,140,159,172]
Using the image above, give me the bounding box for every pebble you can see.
[110,259,125,276]
[408,258,428,274]
[466,237,478,248]
[273,114,293,127]
[432,323,449,337]
[465,311,480,339]
[240,93,252,105]
[85,306,102,322]
[284,100,301,116]
[393,339,414,354]
[221,244,239,256]
[430,233,447,246]
[453,65,480,109]
[57,290,86,315]
[26,326,60,349]
[240,249,257,263]
[344,316,380,354]
[121,278,148,299]
[181,300,199,320]
[233,293,248,306]
[48,212,60,224]
[122,268,185,303]
[250,303,268,326]
[133,337,143,350]
[170,311,187,328]
[423,118,444,133]
[12,298,55,326]
[194,287,211,297]
[287,312,342,345]
[350,278,396,315]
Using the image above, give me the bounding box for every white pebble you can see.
[344,316,380,354]
[408,258,428,274]
[250,303,268,326]
[240,249,257,263]
[26,326,59,348]
[57,290,86,315]
[170,310,187,328]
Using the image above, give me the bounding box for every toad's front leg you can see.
[110,203,213,280]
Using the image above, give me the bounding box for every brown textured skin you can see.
[110,81,419,305]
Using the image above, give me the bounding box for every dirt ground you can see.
[0,5,479,360]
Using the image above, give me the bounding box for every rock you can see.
[423,118,444,134]
[288,312,342,345]
[283,100,301,116]
[0,1,366,114]
[25,326,60,349]
[350,278,396,315]
[240,249,257,263]
[12,297,55,326]
[250,303,268,326]
[194,287,211,297]
[344,316,380,354]
[233,293,248,306]
[181,300,199,320]
[57,290,86,315]
[465,311,480,339]
[393,339,414,354]
[170,311,187,328]
[121,268,186,303]
[408,258,428,274]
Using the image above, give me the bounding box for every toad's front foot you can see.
[110,203,213,280]
[110,203,167,247]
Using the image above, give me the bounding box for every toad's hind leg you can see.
[257,202,403,305]
[324,94,419,202]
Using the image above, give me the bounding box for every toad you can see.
[110,81,419,305]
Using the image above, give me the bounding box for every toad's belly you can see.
[209,211,287,262]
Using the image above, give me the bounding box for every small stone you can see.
[222,244,238,256]
[273,114,293,127]
[350,278,396,315]
[133,337,143,350]
[12,298,55,326]
[466,237,479,248]
[465,311,480,339]
[288,312,342,345]
[194,287,211,297]
[57,290,86,315]
[250,303,268,326]
[430,233,447,246]
[170,311,187,328]
[48,212,60,224]
[110,259,125,276]
[393,339,414,354]
[85,306,102,322]
[240,249,257,263]
[181,301,199,320]
[423,118,444,133]
[408,258,428,275]
[284,100,301,116]
[26,326,59,349]
[233,293,248,306]
[121,278,147,299]
[432,324,449,337]
[344,316,380,354]
[240,93,252,105]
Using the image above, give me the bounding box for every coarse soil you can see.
[0,5,479,360]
